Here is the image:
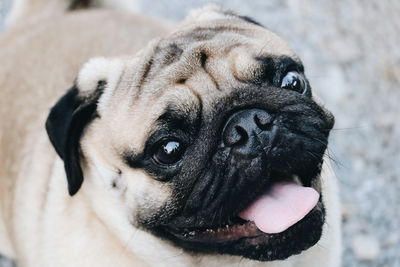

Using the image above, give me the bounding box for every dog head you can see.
[46,6,334,262]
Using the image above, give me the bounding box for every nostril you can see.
[224,125,248,147]
[254,113,273,131]
[234,126,248,145]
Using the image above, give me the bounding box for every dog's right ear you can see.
[45,57,124,196]
[46,82,104,196]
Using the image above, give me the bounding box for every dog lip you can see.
[161,199,323,244]
[165,220,264,243]
[163,172,320,231]
[161,171,323,243]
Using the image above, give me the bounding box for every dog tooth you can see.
[293,175,302,185]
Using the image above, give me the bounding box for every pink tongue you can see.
[238,182,319,234]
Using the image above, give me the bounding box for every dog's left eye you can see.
[281,71,307,94]
[152,140,185,165]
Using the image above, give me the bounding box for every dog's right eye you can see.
[152,140,185,165]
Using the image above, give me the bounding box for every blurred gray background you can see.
[0,0,399,266]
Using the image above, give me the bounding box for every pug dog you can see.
[0,1,341,266]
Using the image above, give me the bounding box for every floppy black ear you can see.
[46,82,104,196]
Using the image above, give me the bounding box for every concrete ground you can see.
[1,1,399,266]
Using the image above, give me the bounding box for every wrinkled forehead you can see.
[123,14,299,99]
[155,20,295,85]
[170,15,296,59]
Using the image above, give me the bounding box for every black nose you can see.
[222,109,275,155]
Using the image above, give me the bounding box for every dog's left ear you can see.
[46,57,124,196]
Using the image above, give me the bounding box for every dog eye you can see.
[153,140,185,165]
[280,71,307,94]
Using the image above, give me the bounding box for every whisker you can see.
[307,136,344,169]
[161,249,186,261]
[218,205,224,226]
[324,151,343,169]
[315,242,329,251]
[309,136,328,147]
[331,126,362,131]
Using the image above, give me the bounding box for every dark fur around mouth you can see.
[134,85,334,261]
[153,203,325,261]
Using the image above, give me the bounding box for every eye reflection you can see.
[153,140,185,165]
[164,141,180,154]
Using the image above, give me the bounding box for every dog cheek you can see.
[123,170,174,224]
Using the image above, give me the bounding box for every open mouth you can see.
[157,173,325,260]
[167,175,321,240]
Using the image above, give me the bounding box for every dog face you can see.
[46,7,334,262]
